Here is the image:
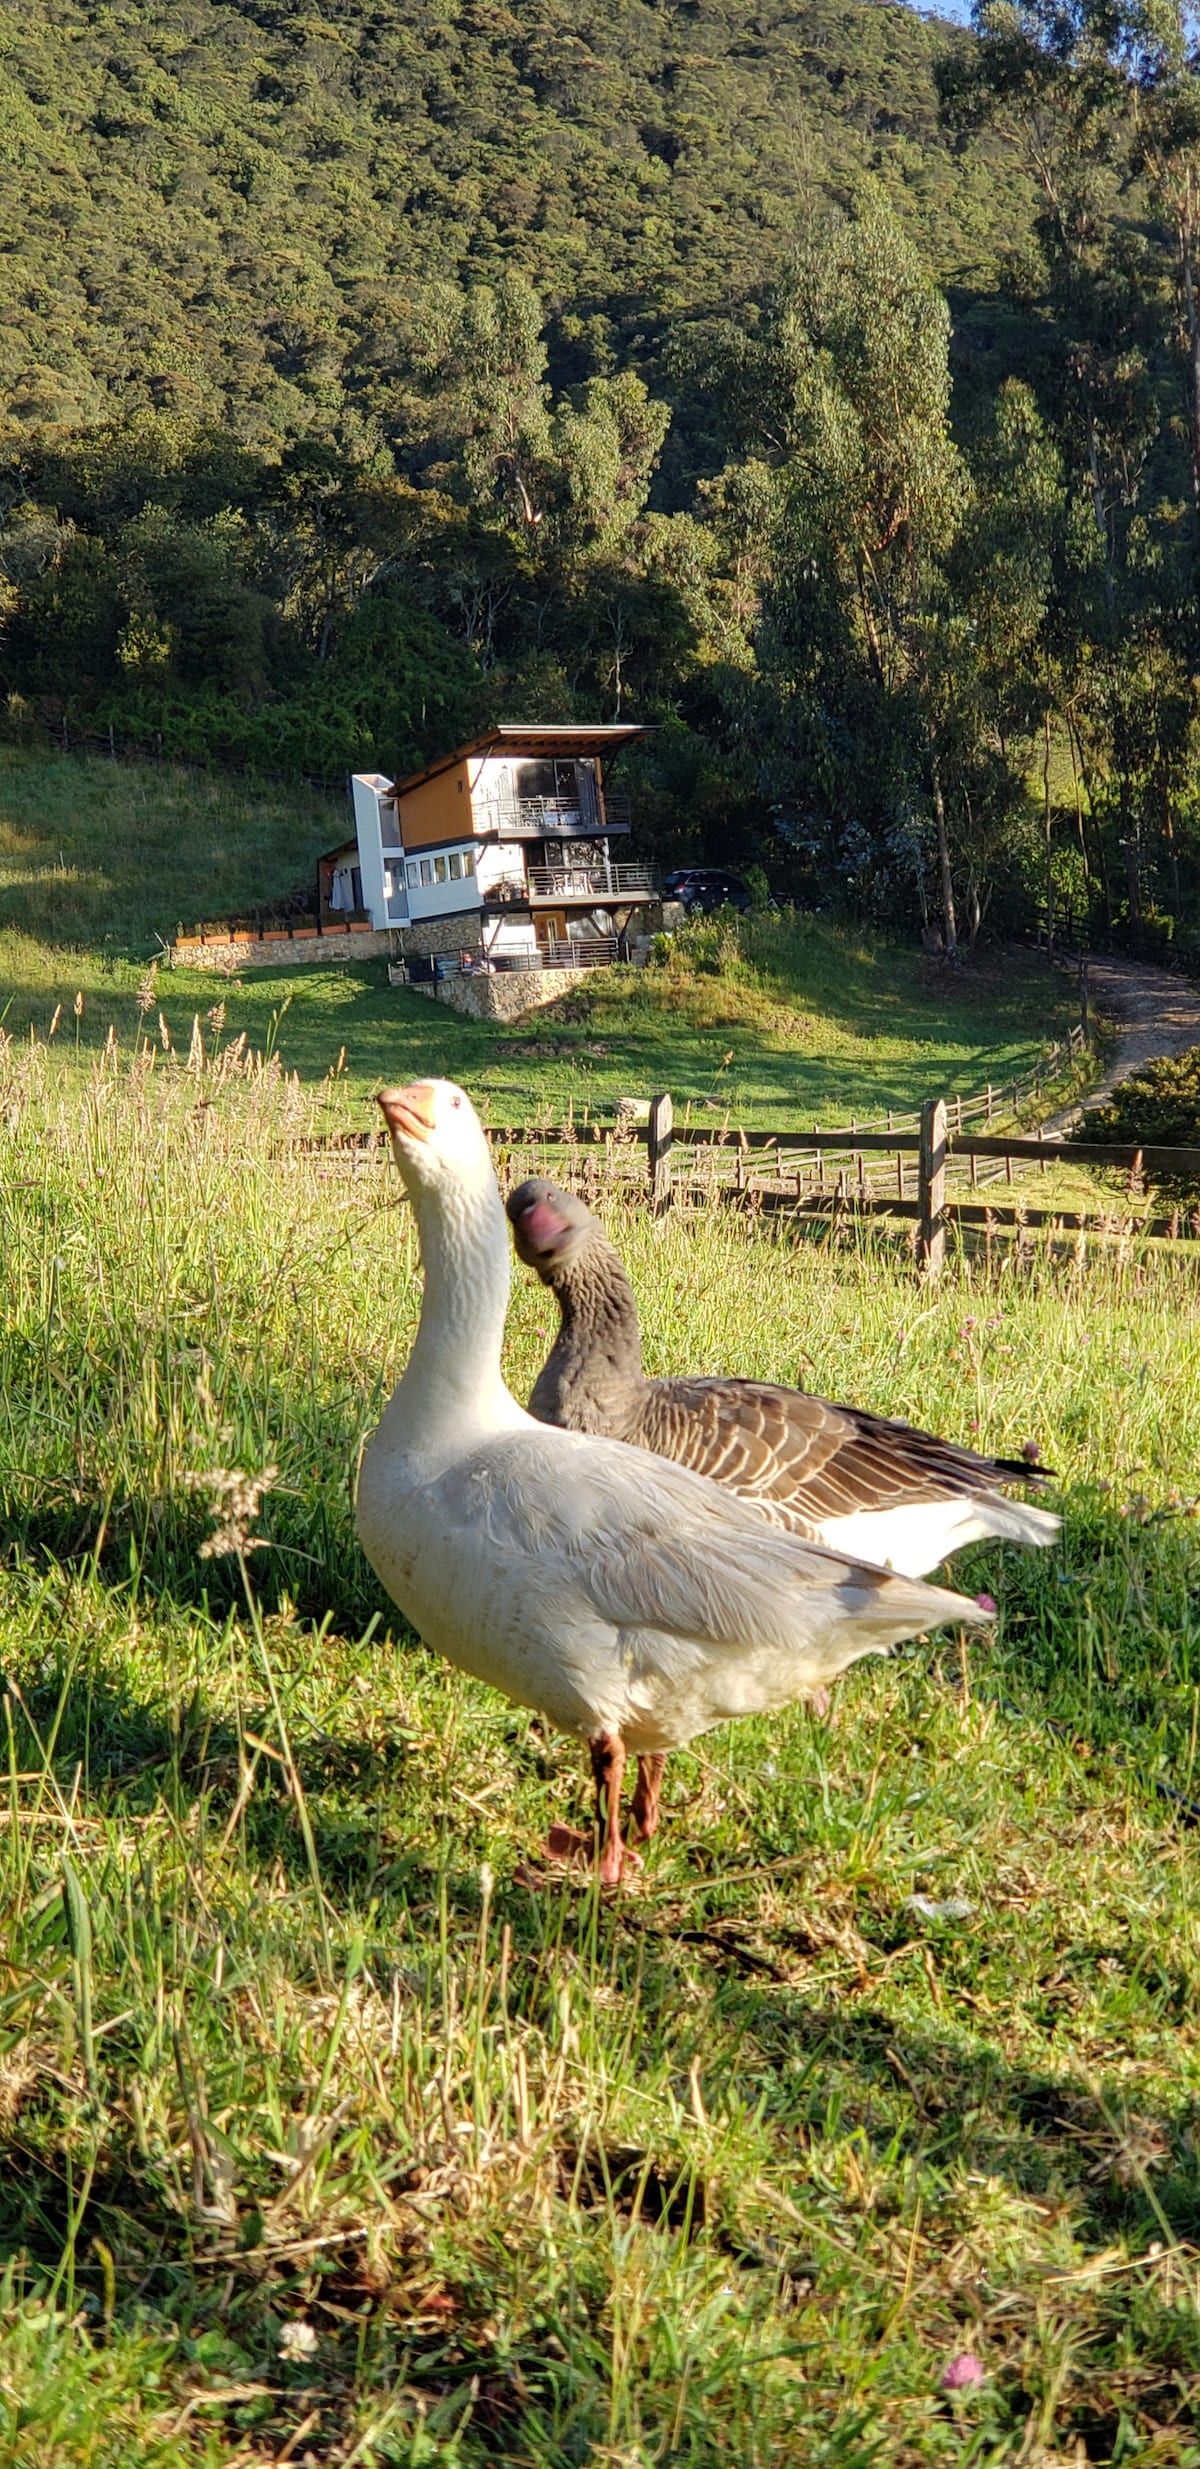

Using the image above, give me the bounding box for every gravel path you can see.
[1044,954,1200,1134]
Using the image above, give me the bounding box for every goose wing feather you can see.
[360,1418,988,1757]
[636,1377,1046,1531]
[415,1425,987,1658]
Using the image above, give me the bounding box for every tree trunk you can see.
[1179,206,1200,510]
[1119,769,1141,934]
[1084,404,1117,621]
[1042,708,1054,946]
[1067,710,1110,935]
[930,747,957,956]
[1164,776,1181,912]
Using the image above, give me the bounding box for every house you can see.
[349,725,657,971]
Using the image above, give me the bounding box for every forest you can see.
[5,0,1200,955]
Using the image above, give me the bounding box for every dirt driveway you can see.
[1047,954,1200,1132]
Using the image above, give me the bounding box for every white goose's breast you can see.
[355,1453,631,1739]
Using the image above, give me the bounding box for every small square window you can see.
[448,852,462,880]
[433,855,447,883]
[420,859,432,886]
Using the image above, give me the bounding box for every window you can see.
[517,759,588,803]
[461,849,475,877]
[433,855,447,883]
[380,801,402,849]
[406,861,420,887]
[419,859,432,886]
[448,851,462,880]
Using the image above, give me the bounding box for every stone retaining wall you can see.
[391,914,484,959]
[171,926,396,972]
[430,965,593,1021]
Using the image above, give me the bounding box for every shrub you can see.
[1082,1045,1200,1204]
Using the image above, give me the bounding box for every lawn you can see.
[2,1053,1200,2464]
[0,748,1080,1128]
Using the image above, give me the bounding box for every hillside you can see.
[0,747,1078,1123]
[4,0,1197,968]
[0,0,1030,439]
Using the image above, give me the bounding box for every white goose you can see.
[357,1080,990,1883]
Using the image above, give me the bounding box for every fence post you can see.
[918,1097,947,1281]
[1079,958,1089,1045]
[648,1091,673,1211]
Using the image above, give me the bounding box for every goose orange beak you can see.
[377,1082,437,1143]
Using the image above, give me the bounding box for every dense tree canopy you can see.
[5,0,1200,957]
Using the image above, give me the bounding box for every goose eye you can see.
[451,1095,462,1110]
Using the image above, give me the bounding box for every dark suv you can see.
[661,867,752,915]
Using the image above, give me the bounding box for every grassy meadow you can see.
[0,746,1081,1127]
[1,1033,1200,2465]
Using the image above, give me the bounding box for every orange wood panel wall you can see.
[397,762,471,851]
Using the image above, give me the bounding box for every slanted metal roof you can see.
[391,723,651,797]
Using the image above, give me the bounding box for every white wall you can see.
[351,774,408,929]
[485,915,539,960]
[474,757,518,814]
[474,840,527,897]
[403,842,484,922]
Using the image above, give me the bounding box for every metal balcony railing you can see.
[526,864,656,900]
[525,938,619,967]
[396,938,620,984]
[473,789,632,836]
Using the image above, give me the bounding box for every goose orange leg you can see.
[630,1752,667,1844]
[589,1730,635,1886]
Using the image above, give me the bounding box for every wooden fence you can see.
[302,1014,1199,1272]
[450,1021,1200,1277]
[476,1090,1200,1278]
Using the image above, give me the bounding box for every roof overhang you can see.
[392,723,652,798]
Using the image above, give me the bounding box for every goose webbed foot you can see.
[540,1822,593,1864]
[630,1751,667,1843]
[590,1729,639,1886]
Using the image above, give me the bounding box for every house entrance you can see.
[534,909,567,955]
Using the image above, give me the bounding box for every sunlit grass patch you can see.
[0,1047,1198,2458]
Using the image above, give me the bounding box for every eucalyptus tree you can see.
[733,186,971,943]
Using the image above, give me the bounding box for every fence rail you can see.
[473,1087,1200,1275]
[412,1024,1200,1275]
[301,1020,1199,1270]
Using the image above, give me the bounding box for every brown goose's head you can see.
[506,1179,599,1281]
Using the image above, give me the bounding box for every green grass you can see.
[0,745,1081,1126]
[0,745,340,949]
[3,1048,1200,2463]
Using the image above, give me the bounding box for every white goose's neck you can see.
[383,1162,524,1452]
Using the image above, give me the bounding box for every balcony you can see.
[473,790,632,837]
[527,863,656,901]
[404,939,622,981]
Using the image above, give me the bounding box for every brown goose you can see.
[507,1179,1059,1579]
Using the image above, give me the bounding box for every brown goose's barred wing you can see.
[636,1377,1050,1534]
